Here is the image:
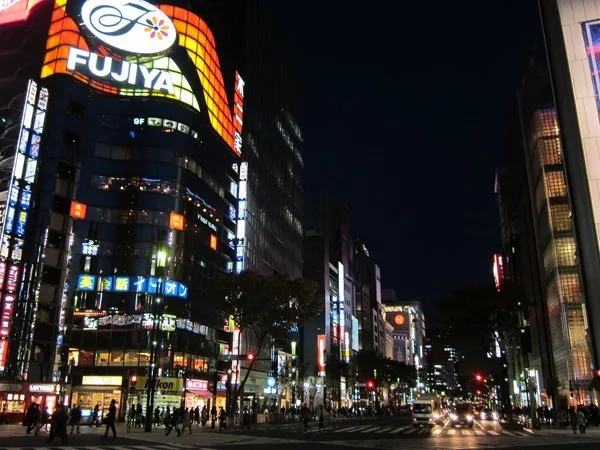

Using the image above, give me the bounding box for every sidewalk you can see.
[0,423,308,447]
[533,425,600,436]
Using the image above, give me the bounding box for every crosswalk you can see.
[328,424,532,437]
[325,435,600,450]
[0,445,217,450]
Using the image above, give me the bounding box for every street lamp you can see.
[144,240,166,432]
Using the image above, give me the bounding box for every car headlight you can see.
[434,413,440,419]
[481,413,486,420]
[492,412,499,420]
[450,414,458,420]
[466,415,473,421]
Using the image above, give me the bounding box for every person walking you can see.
[569,407,578,434]
[182,407,192,435]
[318,406,327,432]
[69,404,81,434]
[46,404,68,444]
[210,405,217,429]
[577,409,587,434]
[25,402,39,435]
[218,407,227,430]
[194,406,200,426]
[103,399,117,439]
[91,404,100,427]
[165,407,181,436]
[302,404,311,433]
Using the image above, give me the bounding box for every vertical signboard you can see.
[235,161,248,274]
[0,79,48,373]
[317,334,326,377]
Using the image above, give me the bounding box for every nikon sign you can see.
[137,376,183,392]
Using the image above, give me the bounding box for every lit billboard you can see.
[40,0,244,155]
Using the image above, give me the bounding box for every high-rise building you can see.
[523,0,600,405]
[0,0,302,422]
[302,200,360,408]
[382,297,426,395]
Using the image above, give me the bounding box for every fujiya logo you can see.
[81,0,177,55]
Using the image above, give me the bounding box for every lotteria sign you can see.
[41,0,245,155]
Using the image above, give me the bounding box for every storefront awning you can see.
[74,385,122,392]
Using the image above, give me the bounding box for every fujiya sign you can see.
[81,0,177,55]
[67,48,175,95]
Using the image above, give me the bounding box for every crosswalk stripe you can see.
[334,426,362,433]
[461,429,470,435]
[374,426,393,434]
[474,429,485,435]
[432,428,443,435]
[360,426,382,433]
[389,425,413,434]
[488,430,499,435]
[447,429,456,435]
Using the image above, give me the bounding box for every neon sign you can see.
[41,0,246,155]
[80,0,177,55]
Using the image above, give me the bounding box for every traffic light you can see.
[238,353,255,361]
[129,375,137,392]
[475,374,483,382]
[366,380,375,390]
[247,353,255,361]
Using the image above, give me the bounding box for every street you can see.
[1,417,600,450]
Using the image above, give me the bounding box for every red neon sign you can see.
[0,0,46,26]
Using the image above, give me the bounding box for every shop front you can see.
[0,382,25,423]
[135,376,184,416]
[71,375,123,424]
[184,378,226,411]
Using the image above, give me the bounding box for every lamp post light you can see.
[144,241,166,432]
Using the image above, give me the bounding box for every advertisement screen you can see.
[40,0,244,155]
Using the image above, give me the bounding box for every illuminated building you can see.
[302,201,359,408]
[540,0,600,405]
[499,28,597,406]
[0,0,264,418]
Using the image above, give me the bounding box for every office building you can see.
[0,0,302,420]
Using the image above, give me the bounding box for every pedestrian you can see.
[318,406,327,432]
[557,408,567,429]
[102,399,117,439]
[46,404,68,444]
[39,406,50,431]
[25,402,38,435]
[69,403,81,434]
[577,409,587,434]
[91,403,100,427]
[201,405,208,426]
[165,407,181,436]
[218,407,227,430]
[569,407,578,434]
[194,405,200,426]
[210,405,217,429]
[302,403,311,432]
[182,407,192,435]
[243,409,251,431]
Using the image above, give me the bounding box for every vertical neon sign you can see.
[235,161,248,274]
[0,79,48,373]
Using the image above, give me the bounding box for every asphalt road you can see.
[210,444,600,450]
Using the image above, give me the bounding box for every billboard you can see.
[385,311,409,332]
[317,334,326,376]
[40,0,244,155]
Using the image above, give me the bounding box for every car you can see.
[480,408,499,421]
[449,404,474,428]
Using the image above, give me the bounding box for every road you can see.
[0,417,599,450]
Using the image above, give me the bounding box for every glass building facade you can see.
[525,108,592,403]
[0,0,254,418]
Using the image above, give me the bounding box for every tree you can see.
[209,270,321,416]
[356,349,417,397]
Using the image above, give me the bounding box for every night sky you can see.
[278,1,544,317]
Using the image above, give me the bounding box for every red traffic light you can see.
[475,374,483,382]
[129,375,137,386]
[247,353,255,361]
[366,380,375,390]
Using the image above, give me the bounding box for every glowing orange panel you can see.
[70,201,87,220]
[170,212,184,231]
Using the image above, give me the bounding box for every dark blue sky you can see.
[278,1,543,313]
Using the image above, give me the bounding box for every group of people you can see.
[23,399,118,443]
[153,405,228,436]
